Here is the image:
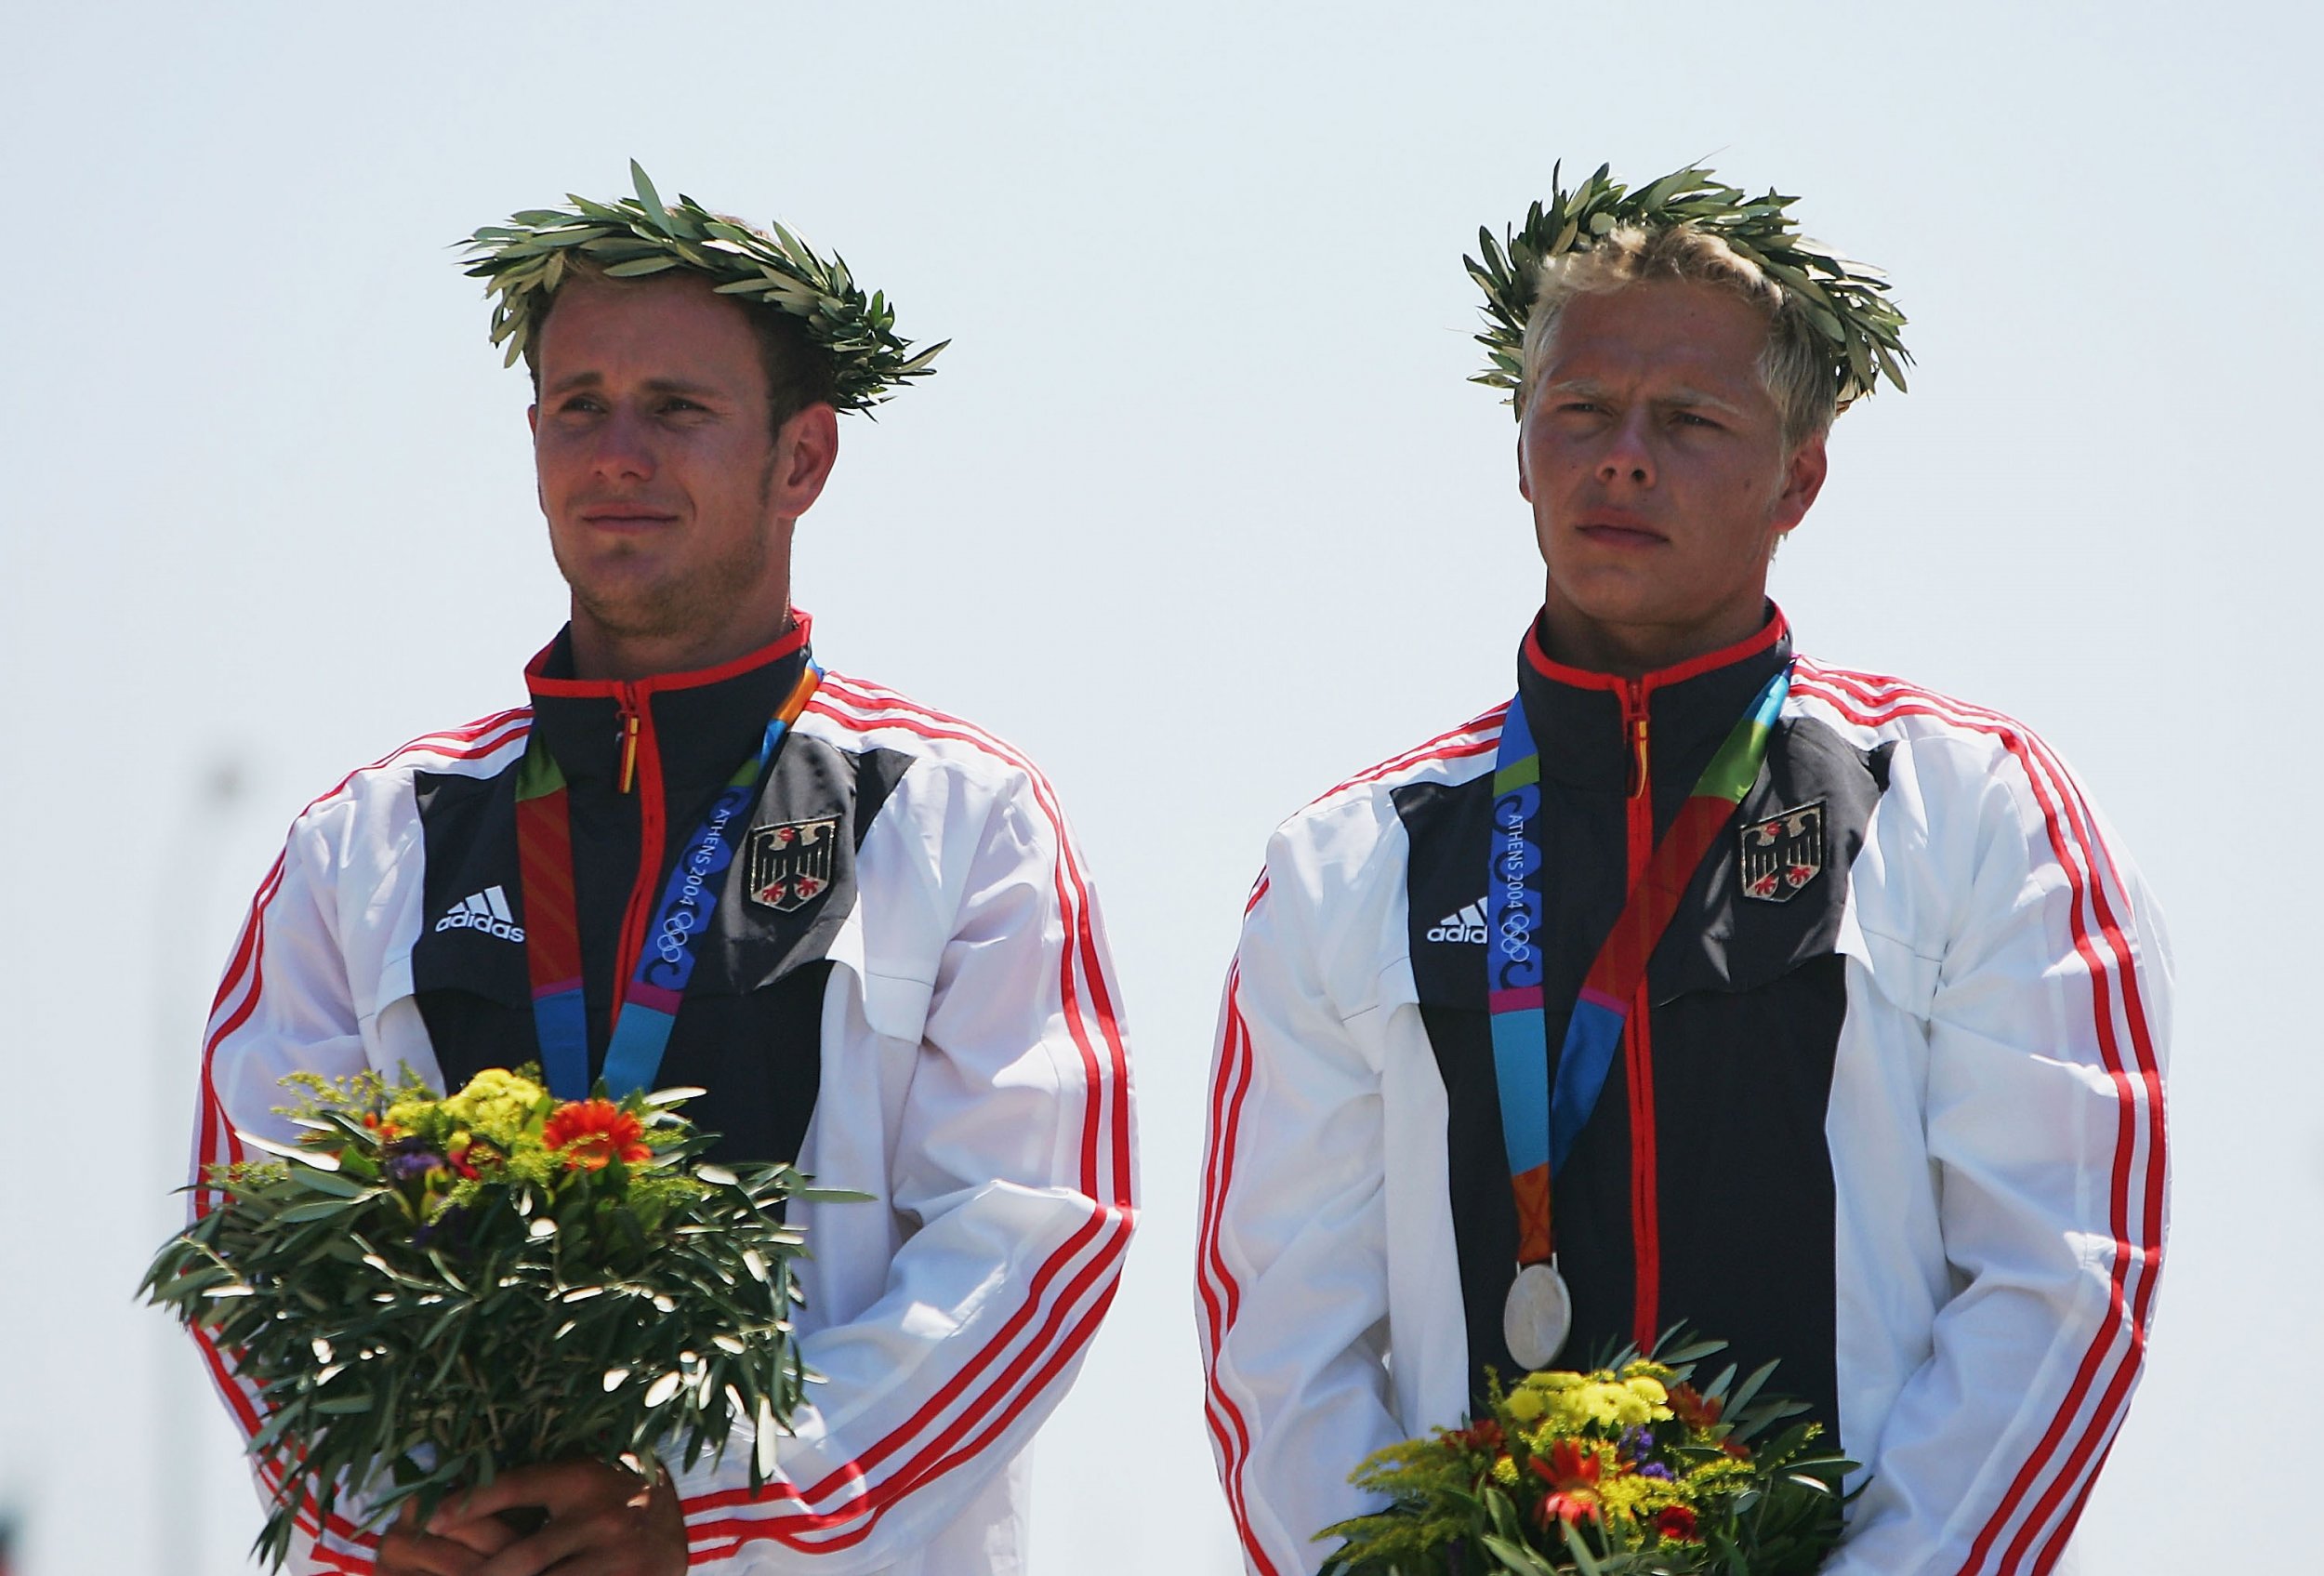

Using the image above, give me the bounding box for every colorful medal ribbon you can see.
[514,662,822,1100]
[1486,663,1790,1268]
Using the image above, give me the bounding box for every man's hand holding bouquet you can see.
[145,1066,849,1569]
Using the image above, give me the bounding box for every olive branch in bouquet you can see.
[143,1067,857,1570]
[1319,1331,1857,1576]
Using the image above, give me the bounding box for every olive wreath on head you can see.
[1466,161,1910,417]
[457,161,944,413]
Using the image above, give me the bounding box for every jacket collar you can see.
[1514,605,1792,796]
[522,613,813,793]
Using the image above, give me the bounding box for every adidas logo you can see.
[434,884,525,943]
[1426,901,1489,945]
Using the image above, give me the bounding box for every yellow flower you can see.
[1509,1367,1673,1434]
[446,1068,548,1110]
[1491,1454,1519,1486]
[441,1068,549,1146]
[1596,1471,1656,1520]
[383,1097,432,1132]
[1604,1381,1666,1427]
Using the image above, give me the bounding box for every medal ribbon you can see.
[1486,663,1790,1267]
[514,661,823,1100]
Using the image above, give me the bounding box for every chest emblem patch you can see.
[1738,801,1826,903]
[744,817,839,912]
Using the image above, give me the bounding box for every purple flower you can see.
[386,1147,447,1184]
[1636,1462,1674,1481]
[1618,1426,1656,1463]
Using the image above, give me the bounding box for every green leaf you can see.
[1728,1358,1782,1420]
[1557,1520,1605,1576]
[1479,1534,1560,1576]
[274,1198,363,1225]
[294,1167,376,1199]
[237,1132,342,1171]
[600,256,680,279]
[1844,334,1874,395]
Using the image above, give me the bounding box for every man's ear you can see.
[1516,427,1534,504]
[527,404,539,436]
[1772,430,1828,532]
[769,403,841,522]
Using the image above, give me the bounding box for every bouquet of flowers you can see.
[143,1066,847,1569]
[1319,1337,1855,1576]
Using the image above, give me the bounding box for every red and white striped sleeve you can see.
[1198,715,1504,1576]
[672,678,1137,1571]
[192,799,387,1573]
[191,713,531,1574]
[1796,664,2172,1576]
[1197,853,1402,1576]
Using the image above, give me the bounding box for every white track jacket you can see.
[193,650,1136,1576]
[1197,638,2170,1576]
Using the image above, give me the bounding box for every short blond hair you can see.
[1517,223,1837,450]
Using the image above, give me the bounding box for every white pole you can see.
[151,758,248,1575]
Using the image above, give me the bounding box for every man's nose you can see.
[1595,409,1655,487]
[588,408,655,482]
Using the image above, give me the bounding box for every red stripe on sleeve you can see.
[185,710,533,1566]
[1791,664,2163,1574]
[1198,714,1507,1576]
[1198,963,1274,1576]
[664,679,1130,1553]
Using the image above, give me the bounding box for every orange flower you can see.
[1529,1439,1601,1528]
[541,1100,652,1170]
[1446,1419,1504,1455]
[1667,1384,1723,1431]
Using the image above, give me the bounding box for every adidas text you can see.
[1427,901,1488,945]
[436,885,525,943]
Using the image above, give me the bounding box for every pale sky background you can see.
[2,4,2317,1573]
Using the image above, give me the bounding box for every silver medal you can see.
[1502,1261,1573,1371]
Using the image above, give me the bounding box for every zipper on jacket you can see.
[607,682,667,1023]
[615,693,642,795]
[1618,679,1662,1351]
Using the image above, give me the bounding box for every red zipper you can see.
[1618,679,1661,1350]
[606,683,667,1022]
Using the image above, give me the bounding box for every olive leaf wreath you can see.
[1466,162,1909,417]
[459,161,944,412]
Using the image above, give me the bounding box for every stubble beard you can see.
[557,456,782,652]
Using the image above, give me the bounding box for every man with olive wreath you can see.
[191,166,1135,1576]
[1196,165,2170,1575]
